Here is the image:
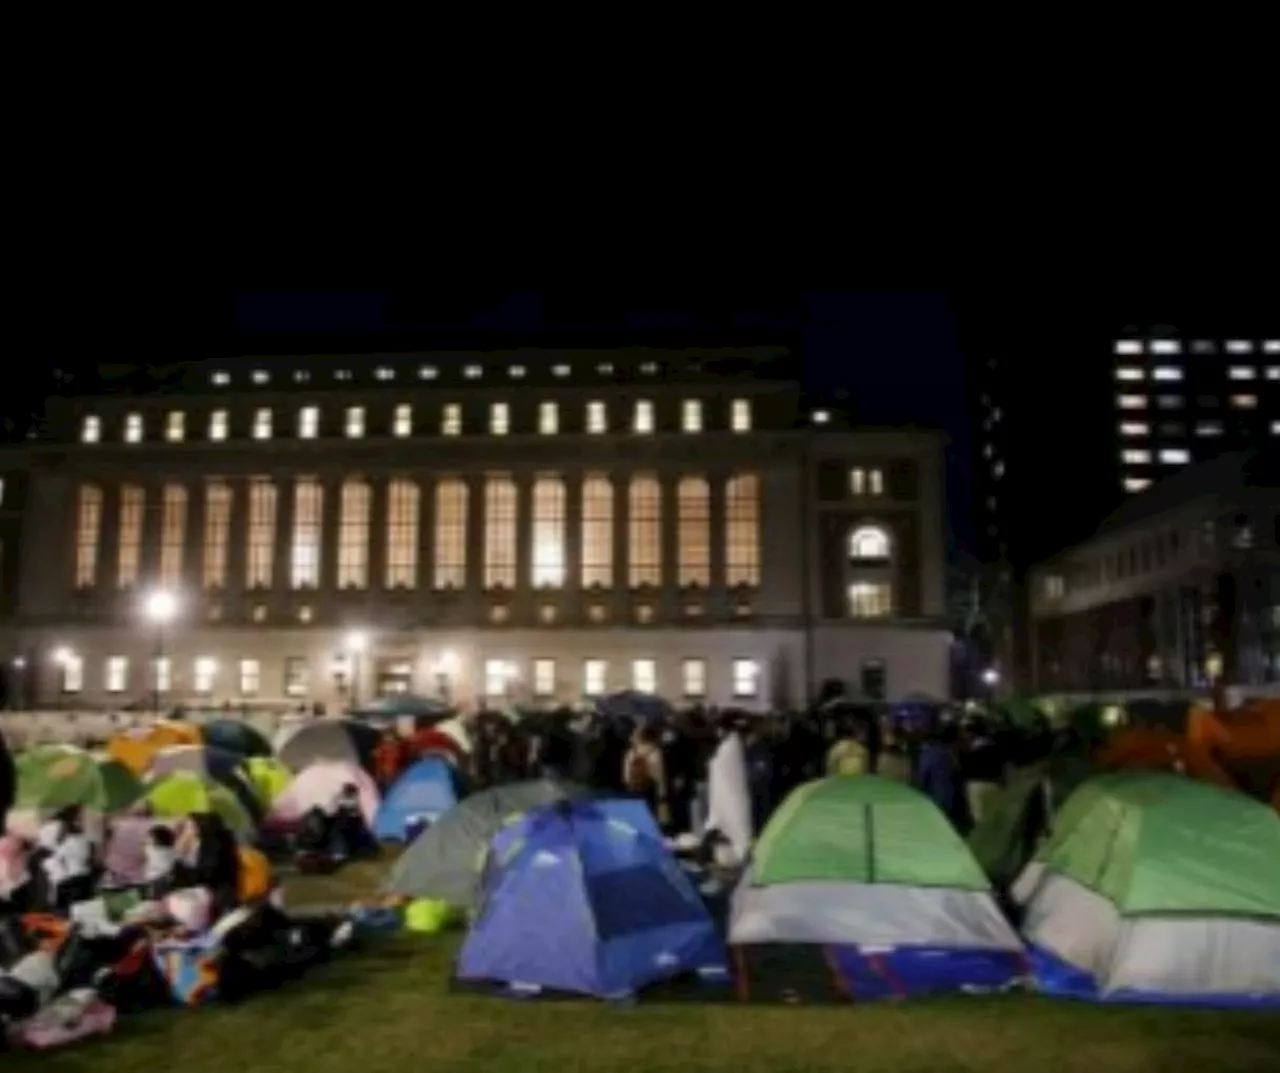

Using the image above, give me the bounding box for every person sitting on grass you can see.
[142,825,177,899]
[39,806,96,912]
[328,783,377,859]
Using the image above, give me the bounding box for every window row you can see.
[56,653,762,701]
[1114,340,1280,356]
[208,360,673,388]
[80,398,755,444]
[73,473,762,593]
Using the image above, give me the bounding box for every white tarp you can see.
[703,732,752,865]
[730,867,1022,951]
[1016,867,1280,998]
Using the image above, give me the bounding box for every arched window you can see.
[849,525,891,561]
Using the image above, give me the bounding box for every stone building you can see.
[1029,451,1280,693]
[0,347,949,710]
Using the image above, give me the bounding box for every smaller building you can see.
[1030,451,1280,694]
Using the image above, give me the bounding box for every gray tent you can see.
[276,718,380,773]
[384,778,586,908]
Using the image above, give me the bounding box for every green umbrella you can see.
[16,747,143,813]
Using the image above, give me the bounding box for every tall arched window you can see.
[484,477,517,589]
[628,475,661,587]
[532,477,566,587]
[849,525,891,561]
[337,479,371,589]
[725,473,760,586]
[291,478,324,589]
[581,475,613,588]
[385,479,420,589]
[74,485,102,589]
[158,484,188,587]
[677,477,710,586]
[433,479,467,589]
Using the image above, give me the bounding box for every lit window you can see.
[1228,366,1256,380]
[553,364,571,377]
[253,408,273,440]
[533,658,556,699]
[290,478,324,589]
[726,474,761,586]
[344,406,365,438]
[848,581,893,618]
[1119,422,1150,436]
[1230,394,1258,409]
[1265,341,1280,353]
[393,404,413,437]
[731,658,759,700]
[1152,366,1183,381]
[442,403,462,436]
[117,485,144,588]
[633,400,654,433]
[682,658,707,698]
[1044,575,1065,599]
[252,369,269,384]
[632,659,657,694]
[1124,477,1151,493]
[1122,449,1151,464]
[583,659,608,697]
[105,657,128,694]
[385,478,420,589]
[641,361,659,375]
[334,369,352,381]
[158,484,188,587]
[509,365,526,379]
[1225,340,1253,354]
[1115,367,1145,381]
[587,604,608,624]
[1196,421,1223,436]
[203,481,231,590]
[60,654,84,694]
[1191,340,1216,353]
[1266,366,1280,380]
[1117,395,1147,410]
[484,659,513,699]
[433,479,468,589]
[628,475,661,587]
[211,370,230,385]
[678,478,710,586]
[636,603,654,625]
[251,603,267,623]
[298,407,319,438]
[124,413,144,443]
[1156,394,1183,410]
[812,409,830,424]
[489,605,509,625]
[81,415,100,443]
[586,401,608,433]
[1271,422,1280,435]
[489,403,510,435]
[539,604,557,625]
[581,474,614,588]
[1149,340,1181,355]
[484,477,517,589]
[153,656,171,695]
[294,370,310,382]
[209,410,228,440]
[246,478,277,589]
[239,659,260,695]
[731,398,752,432]
[164,411,185,442]
[420,365,438,379]
[1113,340,1143,354]
[531,477,566,587]
[682,399,703,432]
[538,402,559,435]
[850,525,891,560]
[597,362,614,375]
[284,657,308,697]
[193,657,217,695]
[297,604,312,626]
[1159,448,1190,464]
[464,364,482,379]
[992,461,1005,478]
[375,366,395,381]
[337,479,371,589]
[74,485,102,588]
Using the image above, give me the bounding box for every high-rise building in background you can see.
[1114,333,1280,496]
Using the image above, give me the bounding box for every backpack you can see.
[624,749,654,793]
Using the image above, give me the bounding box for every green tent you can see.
[753,775,989,889]
[243,756,293,806]
[145,772,254,836]
[16,747,143,813]
[1014,772,1280,1002]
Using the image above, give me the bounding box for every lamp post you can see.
[345,629,369,709]
[144,590,179,715]
[435,649,458,703]
[10,656,26,711]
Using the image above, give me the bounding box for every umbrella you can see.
[243,756,293,806]
[107,720,202,776]
[147,745,262,821]
[596,690,672,724]
[277,718,381,773]
[353,694,452,721]
[201,719,272,758]
[15,747,143,813]
[144,773,254,837]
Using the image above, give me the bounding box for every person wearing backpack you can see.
[622,724,669,829]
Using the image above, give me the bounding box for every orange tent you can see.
[107,720,203,776]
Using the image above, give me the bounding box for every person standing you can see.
[623,724,669,829]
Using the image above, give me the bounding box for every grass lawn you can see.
[9,858,1278,1073]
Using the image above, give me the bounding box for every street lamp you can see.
[345,629,369,708]
[10,655,26,712]
[435,649,458,702]
[143,590,179,715]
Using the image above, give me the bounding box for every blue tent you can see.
[373,756,461,841]
[457,800,727,1000]
[489,794,662,864]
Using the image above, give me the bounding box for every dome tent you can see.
[457,800,726,1000]
[373,756,463,841]
[1013,772,1280,1007]
[730,776,1025,1001]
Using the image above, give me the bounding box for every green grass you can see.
[9,860,1279,1073]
